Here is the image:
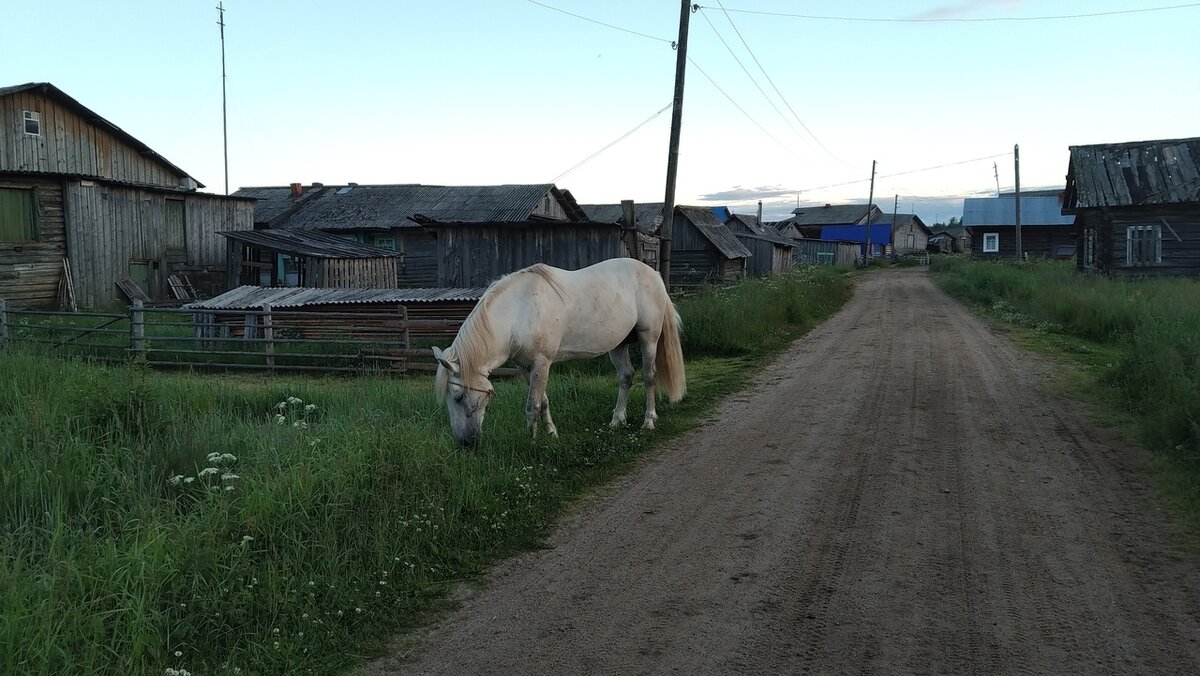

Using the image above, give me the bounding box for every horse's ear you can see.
[432,346,459,374]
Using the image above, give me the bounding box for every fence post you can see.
[130,299,146,362]
[0,299,8,349]
[262,303,274,368]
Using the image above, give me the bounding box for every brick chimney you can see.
[290,182,303,197]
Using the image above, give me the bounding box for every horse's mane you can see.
[435,264,566,398]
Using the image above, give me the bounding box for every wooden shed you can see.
[792,239,860,267]
[222,229,400,289]
[0,82,253,307]
[579,201,664,271]
[1064,137,1200,277]
[725,213,796,276]
[670,206,751,287]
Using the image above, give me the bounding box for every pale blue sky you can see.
[3,1,1197,224]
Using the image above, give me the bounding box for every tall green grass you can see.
[931,257,1200,463]
[0,266,850,675]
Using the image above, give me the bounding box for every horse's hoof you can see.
[641,421,656,430]
[547,427,559,438]
[609,418,626,428]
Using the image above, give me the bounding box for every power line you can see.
[711,0,851,168]
[551,103,672,183]
[702,2,1200,23]
[687,57,809,164]
[524,0,672,43]
[796,153,1013,192]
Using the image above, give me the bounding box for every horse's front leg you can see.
[608,345,634,427]
[526,356,556,439]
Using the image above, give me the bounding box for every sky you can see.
[2,0,1197,226]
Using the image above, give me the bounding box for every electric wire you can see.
[703,2,1200,23]
[524,0,672,42]
[551,103,673,183]
[687,57,809,164]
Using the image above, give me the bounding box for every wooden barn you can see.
[579,201,663,270]
[234,183,594,288]
[670,206,751,287]
[963,191,1075,260]
[724,213,796,276]
[0,82,253,307]
[1064,137,1200,277]
[222,229,400,289]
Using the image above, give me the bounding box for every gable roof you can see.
[579,202,665,234]
[1064,136,1200,209]
[962,195,1074,227]
[0,82,200,187]
[727,213,796,246]
[782,203,879,226]
[232,183,587,230]
[867,212,934,236]
[676,206,752,259]
[219,229,401,259]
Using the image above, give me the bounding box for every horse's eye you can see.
[454,392,465,404]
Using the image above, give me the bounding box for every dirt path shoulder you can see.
[369,268,1200,675]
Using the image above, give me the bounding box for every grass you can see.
[931,256,1200,538]
[0,266,851,675]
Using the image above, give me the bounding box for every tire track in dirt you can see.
[368,269,1200,675]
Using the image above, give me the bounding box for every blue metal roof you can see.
[818,224,893,244]
[962,195,1074,227]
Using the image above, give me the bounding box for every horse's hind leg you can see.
[640,334,659,430]
[608,345,634,427]
[525,356,557,439]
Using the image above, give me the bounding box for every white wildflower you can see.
[168,475,184,486]
[276,401,288,410]
[199,467,219,477]
[292,420,308,429]
[206,452,222,463]
[287,396,302,405]
[183,477,195,484]
[241,535,254,543]
[220,453,237,463]
[174,650,182,657]
[303,403,317,413]
[224,485,236,492]
[221,473,240,481]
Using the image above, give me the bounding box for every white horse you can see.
[433,257,686,447]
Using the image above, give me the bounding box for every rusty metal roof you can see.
[184,285,486,310]
[220,229,400,258]
[1065,137,1200,209]
[676,206,752,259]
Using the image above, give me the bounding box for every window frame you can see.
[982,232,1000,253]
[0,187,39,242]
[22,110,41,136]
[1125,224,1162,267]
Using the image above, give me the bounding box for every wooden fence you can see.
[0,299,508,376]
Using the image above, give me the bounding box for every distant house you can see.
[818,224,894,258]
[1063,137,1200,277]
[234,183,599,287]
[963,191,1074,259]
[928,225,969,254]
[221,229,400,289]
[776,203,882,240]
[725,213,796,276]
[871,212,932,254]
[0,82,253,306]
[671,206,751,286]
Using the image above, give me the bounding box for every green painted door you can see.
[129,260,151,295]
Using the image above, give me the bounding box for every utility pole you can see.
[993,161,1001,197]
[217,2,229,195]
[864,160,876,261]
[661,0,694,288]
[1014,143,1022,263]
[892,194,899,252]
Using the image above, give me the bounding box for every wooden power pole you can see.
[1014,143,1022,263]
[661,0,694,288]
[865,160,876,261]
[217,2,229,195]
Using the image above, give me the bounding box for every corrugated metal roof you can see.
[184,285,486,310]
[677,206,752,259]
[220,229,400,259]
[783,204,878,226]
[235,184,581,231]
[728,213,796,245]
[579,202,665,234]
[962,195,1074,227]
[1066,137,1200,208]
[1,82,201,187]
[233,185,327,225]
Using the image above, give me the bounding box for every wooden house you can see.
[0,82,253,307]
[776,203,882,240]
[222,229,400,289]
[1063,137,1200,277]
[724,213,796,276]
[236,183,601,287]
[670,206,751,287]
[963,190,1074,260]
[871,212,933,254]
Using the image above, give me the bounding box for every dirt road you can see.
[370,269,1200,675]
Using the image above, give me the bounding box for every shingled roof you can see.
[727,213,796,246]
[1064,137,1200,209]
[676,206,752,259]
[232,183,588,230]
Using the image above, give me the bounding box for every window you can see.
[23,110,40,136]
[1126,224,1161,266]
[906,233,915,249]
[372,236,397,251]
[983,232,999,253]
[0,187,38,241]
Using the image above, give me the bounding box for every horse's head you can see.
[433,346,495,447]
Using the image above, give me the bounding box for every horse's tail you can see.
[656,300,686,403]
